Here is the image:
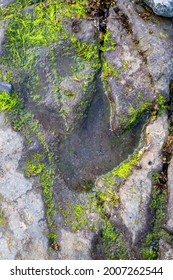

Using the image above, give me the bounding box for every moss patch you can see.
[141,187,173,259]
[0,91,18,112]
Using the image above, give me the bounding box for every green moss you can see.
[99,30,116,52]
[0,91,18,112]
[89,192,128,259]
[142,233,158,260]
[98,190,120,207]
[112,150,143,180]
[62,90,77,100]
[102,221,128,260]
[128,101,152,127]
[157,95,167,113]
[1,0,89,69]
[141,187,172,260]
[123,61,129,71]
[72,204,89,232]
[0,69,13,83]
[71,36,100,67]
[25,154,45,177]
[102,221,118,247]
[49,232,59,243]
[102,60,120,81]
[0,211,5,227]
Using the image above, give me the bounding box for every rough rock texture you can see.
[159,239,173,259]
[143,0,173,17]
[21,19,100,133]
[96,113,169,258]
[104,0,173,133]
[166,156,173,228]
[0,113,49,259]
[0,81,12,93]
[0,0,15,8]
[119,114,168,245]
[0,0,173,260]
[0,29,5,56]
[58,229,93,260]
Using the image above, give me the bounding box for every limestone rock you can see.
[0,113,49,259]
[58,229,93,260]
[0,29,5,56]
[104,0,173,133]
[159,239,173,259]
[166,156,173,228]
[143,0,173,17]
[96,113,169,254]
[0,0,16,8]
[0,82,12,94]
[119,114,168,246]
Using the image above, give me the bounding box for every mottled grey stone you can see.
[166,156,173,228]
[119,114,168,244]
[159,239,173,259]
[0,82,12,94]
[0,0,16,8]
[143,0,173,17]
[0,113,49,259]
[96,114,169,247]
[104,0,173,133]
[0,29,5,56]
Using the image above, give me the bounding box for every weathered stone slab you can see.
[143,0,173,17]
[0,82,12,94]
[166,156,173,228]
[103,0,173,133]
[0,113,49,259]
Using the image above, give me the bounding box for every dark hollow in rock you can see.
[57,74,147,191]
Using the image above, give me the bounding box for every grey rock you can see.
[96,113,169,249]
[0,82,12,94]
[143,0,173,17]
[159,239,173,259]
[166,156,173,228]
[25,19,99,133]
[119,114,168,245]
[0,113,49,259]
[104,0,173,133]
[0,29,5,56]
[0,0,16,8]
[52,176,101,260]
[58,229,93,260]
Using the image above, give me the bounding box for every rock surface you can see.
[159,239,173,259]
[119,114,169,245]
[0,81,12,93]
[0,0,15,8]
[0,0,173,260]
[143,0,173,17]
[166,156,173,228]
[104,0,173,133]
[0,113,49,259]
[96,113,169,258]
